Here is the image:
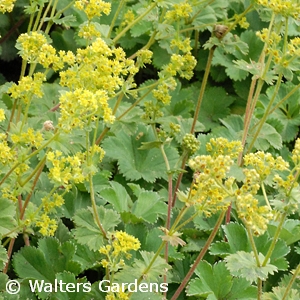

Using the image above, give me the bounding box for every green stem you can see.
[262,212,287,266]
[246,73,283,154]
[238,76,259,165]
[44,0,59,34]
[245,225,260,265]
[257,278,262,300]
[89,173,107,239]
[20,157,46,220]
[107,0,126,39]
[171,210,226,300]
[127,240,167,298]
[190,46,215,134]
[113,2,157,44]
[282,262,300,300]
[19,155,46,187]
[268,82,300,115]
[174,212,198,232]
[37,0,54,31]
[32,2,44,31]
[261,183,271,209]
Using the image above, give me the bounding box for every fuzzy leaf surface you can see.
[73,206,120,251]
[0,198,17,238]
[102,125,179,182]
[225,251,277,282]
[187,260,257,299]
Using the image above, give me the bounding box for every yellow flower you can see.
[235,193,273,236]
[74,0,111,20]
[0,109,5,122]
[36,214,58,236]
[0,0,17,13]
[112,231,140,257]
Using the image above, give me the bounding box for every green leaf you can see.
[197,87,235,130]
[268,219,300,245]
[49,272,91,300]
[73,206,120,251]
[73,243,102,271]
[38,237,81,275]
[258,83,300,142]
[187,261,232,298]
[0,273,8,291]
[102,125,179,182]
[254,233,290,271]
[100,181,132,213]
[130,20,153,37]
[225,251,277,282]
[262,286,300,300]
[0,244,8,271]
[0,198,17,238]
[13,247,55,281]
[131,189,167,223]
[253,121,282,151]
[188,260,257,299]
[114,251,171,284]
[58,189,92,219]
[192,6,217,26]
[210,222,251,256]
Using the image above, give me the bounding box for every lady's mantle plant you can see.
[1,0,300,299]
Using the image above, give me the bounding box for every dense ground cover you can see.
[1,0,300,299]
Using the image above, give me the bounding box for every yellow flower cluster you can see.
[182,133,200,155]
[1,186,19,202]
[60,37,137,96]
[10,127,44,148]
[256,28,281,46]
[271,138,300,205]
[35,213,58,236]
[58,88,114,131]
[0,109,5,122]
[142,101,164,120]
[288,37,300,57]
[8,72,45,104]
[273,174,298,192]
[78,22,101,40]
[46,147,104,187]
[136,49,153,67]
[16,32,48,63]
[165,2,193,21]
[243,151,288,180]
[105,292,129,300]
[0,0,16,13]
[256,0,300,18]
[74,0,111,20]
[240,169,261,195]
[235,193,273,236]
[42,193,65,213]
[121,9,135,27]
[292,138,300,166]
[206,137,243,159]
[170,38,192,53]
[16,32,76,71]
[99,231,140,272]
[234,151,289,235]
[152,78,177,105]
[0,139,16,165]
[167,52,197,80]
[187,153,234,216]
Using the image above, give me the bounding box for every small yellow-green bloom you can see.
[0,0,17,13]
[0,109,5,122]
